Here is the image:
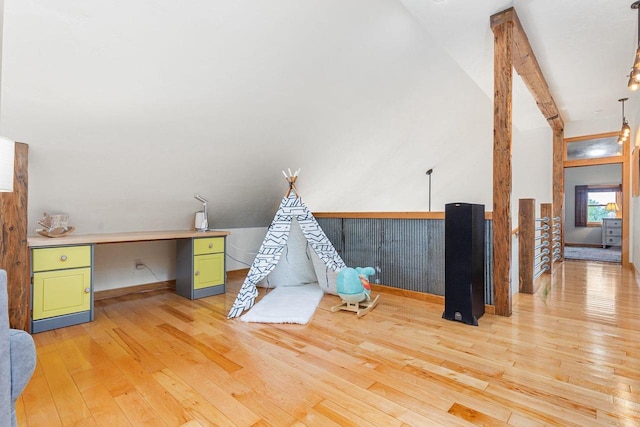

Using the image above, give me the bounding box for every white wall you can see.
[0,1,499,290]
[511,124,553,295]
[2,0,495,233]
[0,1,557,293]
[92,226,266,291]
[633,197,640,269]
[632,112,640,270]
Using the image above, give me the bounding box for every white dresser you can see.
[602,218,622,248]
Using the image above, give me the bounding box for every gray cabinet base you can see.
[176,237,226,300]
[193,285,225,299]
[31,310,93,333]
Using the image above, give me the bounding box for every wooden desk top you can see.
[28,229,231,247]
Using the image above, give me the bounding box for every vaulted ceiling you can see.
[1,1,636,231]
[401,0,640,131]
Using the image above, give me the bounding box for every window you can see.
[575,184,622,227]
[566,135,621,161]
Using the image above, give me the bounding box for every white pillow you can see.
[310,249,339,295]
[263,218,318,288]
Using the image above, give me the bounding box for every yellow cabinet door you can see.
[193,253,224,290]
[33,267,91,320]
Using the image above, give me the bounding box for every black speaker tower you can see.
[442,202,485,326]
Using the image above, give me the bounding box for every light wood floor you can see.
[17,260,640,426]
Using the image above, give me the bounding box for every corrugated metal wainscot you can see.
[316,217,494,305]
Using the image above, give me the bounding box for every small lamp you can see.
[618,98,631,145]
[605,202,619,218]
[0,136,15,192]
[194,194,209,231]
[630,1,640,90]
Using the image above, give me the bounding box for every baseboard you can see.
[94,280,176,301]
[227,268,249,280]
[181,269,498,315]
[370,283,444,303]
[370,283,495,315]
[564,242,602,248]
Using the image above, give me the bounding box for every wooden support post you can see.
[552,129,564,263]
[518,199,534,294]
[622,131,630,266]
[0,142,29,331]
[492,19,513,316]
[540,203,552,275]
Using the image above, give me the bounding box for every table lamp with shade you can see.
[605,202,619,218]
[0,136,14,193]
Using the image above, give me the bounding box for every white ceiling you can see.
[400,0,640,130]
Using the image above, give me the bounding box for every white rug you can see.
[240,283,324,324]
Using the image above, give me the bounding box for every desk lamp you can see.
[194,194,209,231]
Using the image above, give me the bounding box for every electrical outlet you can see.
[134,259,145,270]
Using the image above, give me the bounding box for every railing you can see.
[519,199,561,294]
[550,214,562,264]
[315,214,495,305]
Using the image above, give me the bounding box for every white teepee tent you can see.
[227,173,346,319]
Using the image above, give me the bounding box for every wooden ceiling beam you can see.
[491,7,564,131]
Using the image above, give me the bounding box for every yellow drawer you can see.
[32,245,92,272]
[194,237,224,255]
[32,267,91,320]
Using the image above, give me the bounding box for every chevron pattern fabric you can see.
[227,194,346,318]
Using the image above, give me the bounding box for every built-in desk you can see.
[28,229,230,247]
[28,229,230,333]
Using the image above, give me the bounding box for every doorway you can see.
[563,132,628,264]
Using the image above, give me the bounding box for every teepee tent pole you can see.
[282,168,300,198]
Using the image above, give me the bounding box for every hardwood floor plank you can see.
[87,324,195,425]
[359,340,490,391]
[21,361,63,427]
[507,411,548,427]
[225,326,417,425]
[366,382,474,426]
[150,357,261,426]
[14,396,26,427]
[297,408,353,426]
[448,401,510,426]
[151,368,236,426]
[38,349,93,425]
[297,347,380,390]
[113,389,166,427]
[230,351,326,417]
[232,391,298,426]
[312,399,380,427]
[71,336,136,398]
[19,260,640,426]
[156,323,243,373]
[73,380,133,427]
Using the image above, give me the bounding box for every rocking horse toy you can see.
[331,266,380,317]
